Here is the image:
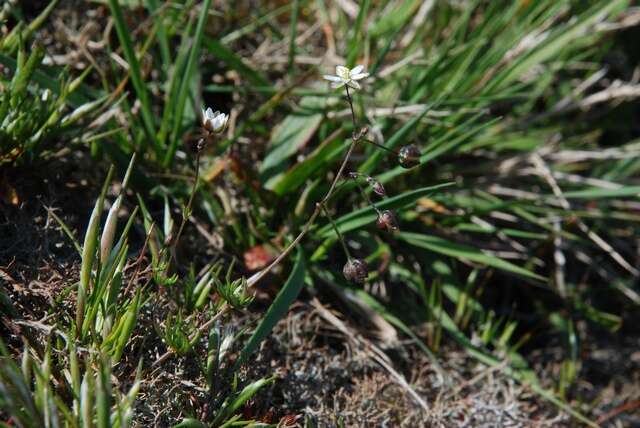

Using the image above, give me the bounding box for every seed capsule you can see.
[343,258,369,284]
[398,144,421,169]
[366,177,386,197]
[376,210,399,231]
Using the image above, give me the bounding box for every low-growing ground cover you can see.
[2,1,640,426]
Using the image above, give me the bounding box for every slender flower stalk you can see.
[320,204,351,259]
[352,177,380,215]
[171,107,228,254]
[171,141,203,249]
[362,138,399,155]
[247,73,366,287]
[153,70,374,366]
[348,172,386,197]
[345,85,358,130]
[247,64,408,286]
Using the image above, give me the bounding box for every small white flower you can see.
[202,107,228,133]
[323,65,369,90]
[41,89,51,102]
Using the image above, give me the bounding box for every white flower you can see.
[323,65,369,90]
[202,107,228,133]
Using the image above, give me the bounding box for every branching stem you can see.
[362,138,398,155]
[353,178,381,215]
[247,86,362,287]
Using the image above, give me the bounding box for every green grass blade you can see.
[287,0,301,74]
[559,185,640,199]
[203,37,270,86]
[76,166,114,337]
[234,250,306,369]
[212,378,273,426]
[145,0,172,75]
[259,96,324,182]
[358,107,429,174]
[346,0,370,66]
[220,4,291,44]
[0,0,59,53]
[486,0,629,93]
[267,130,347,195]
[164,0,213,167]
[315,183,454,239]
[398,232,545,281]
[107,0,159,154]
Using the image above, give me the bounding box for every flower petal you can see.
[211,113,228,132]
[336,65,349,79]
[323,75,342,82]
[331,81,345,89]
[350,65,364,75]
[347,80,361,90]
[351,72,369,80]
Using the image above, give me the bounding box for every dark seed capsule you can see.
[376,210,399,231]
[343,258,369,284]
[398,144,421,169]
[366,177,386,197]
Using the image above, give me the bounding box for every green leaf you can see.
[346,0,370,66]
[76,166,114,337]
[398,232,544,281]
[164,0,213,167]
[203,37,270,87]
[107,0,159,153]
[315,183,454,239]
[145,0,172,76]
[267,131,347,194]
[559,186,640,200]
[259,97,324,182]
[0,0,60,53]
[368,0,421,38]
[212,378,273,427]
[486,0,630,92]
[172,419,207,428]
[234,250,306,368]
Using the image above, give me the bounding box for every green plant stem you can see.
[353,178,381,215]
[320,205,352,259]
[345,85,357,131]
[152,85,364,369]
[247,85,362,287]
[172,140,204,250]
[362,138,399,155]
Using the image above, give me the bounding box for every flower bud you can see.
[202,107,229,133]
[376,210,399,231]
[398,144,421,169]
[343,258,368,284]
